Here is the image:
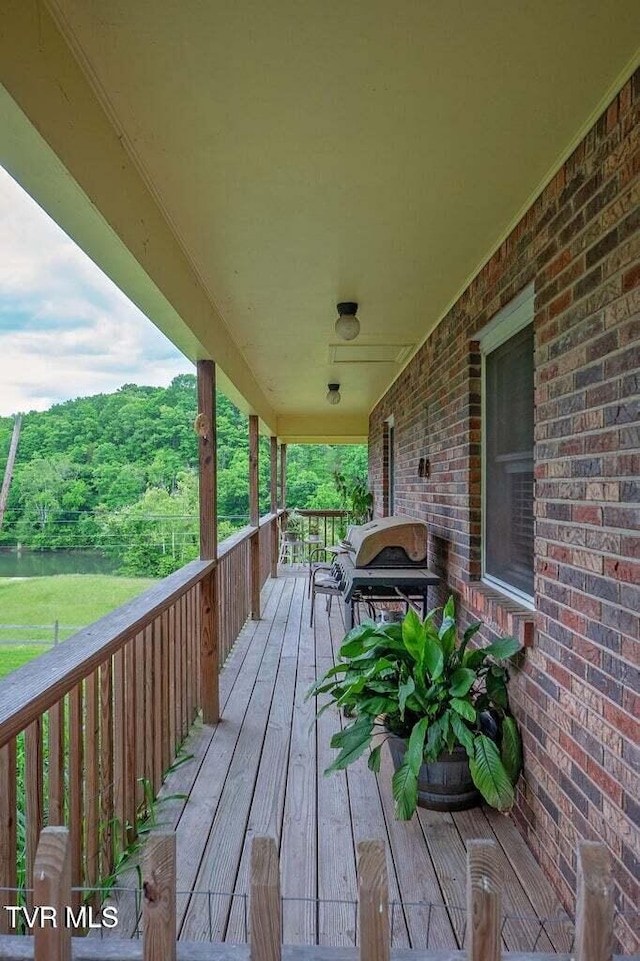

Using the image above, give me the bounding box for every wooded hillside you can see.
[0,375,366,575]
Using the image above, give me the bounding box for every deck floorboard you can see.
[119,570,571,951]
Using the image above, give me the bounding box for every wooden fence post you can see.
[143,830,176,961]
[33,826,71,961]
[466,839,501,961]
[574,841,613,961]
[358,839,390,961]
[250,836,281,961]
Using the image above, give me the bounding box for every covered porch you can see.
[0,2,638,956]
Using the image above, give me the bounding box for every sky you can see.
[0,166,193,418]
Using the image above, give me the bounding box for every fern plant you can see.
[308,597,522,820]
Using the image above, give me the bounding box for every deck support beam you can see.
[279,443,287,510]
[270,436,279,578]
[249,414,261,620]
[197,360,219,723]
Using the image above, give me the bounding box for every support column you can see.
[197,360,219,724]
[279,443,287,510]
[270,436,278,578]
[249,414,261,620]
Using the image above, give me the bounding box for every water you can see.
[0,549,118,578]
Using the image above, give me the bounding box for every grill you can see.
[333,515,439,629]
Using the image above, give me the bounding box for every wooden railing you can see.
[0,827,623,960]
[0,512,282,929]
[0,559,212,928]
[293,509,349,547]
[215,511,279,661]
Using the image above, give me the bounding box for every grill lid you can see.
[346,515,428,568]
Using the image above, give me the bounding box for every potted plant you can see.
[308,598,522,819]
[284,508,304,541]
[333,471,374,526]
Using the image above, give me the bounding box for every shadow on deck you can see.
[102,571,573,952]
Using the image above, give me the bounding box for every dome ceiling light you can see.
[326,383,341,405]
[335,302,360,341]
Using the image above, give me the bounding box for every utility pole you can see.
[0,414,22,530]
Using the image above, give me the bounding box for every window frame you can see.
[478,284,535,610]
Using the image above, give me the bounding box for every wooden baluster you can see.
[153,617,163,793]
[124,638,137,844]
[358,840,390,961]
[181,593,188,738]
[144,625,154,795]
[85,671,100,907]
[136,631,146,810]
[25,719,43,910]
[169,604,180,763]
[466,839,501,961]
[99,657,114,883]
[161,610,170,774]
[574,841,613,961]
[113,648,126,856]
[33,827,71,961]
[48,699,65,826]
[0,739,17,935]
[143,831,176,961]
[68,682,84,907]
[250,837,281,961]
[184,589,193,731]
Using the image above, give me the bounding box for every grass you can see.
[0,574,157,677]
[0,645,50,678]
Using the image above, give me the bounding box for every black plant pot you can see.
[388,735,480,812]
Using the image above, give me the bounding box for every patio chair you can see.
[309,566,342,626]
[307,545,333,596]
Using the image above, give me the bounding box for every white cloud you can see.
[0,167,192,416]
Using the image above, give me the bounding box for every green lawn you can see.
[0,574,157,678]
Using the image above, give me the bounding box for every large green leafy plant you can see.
[308,598,522,820]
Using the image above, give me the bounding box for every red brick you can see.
[603,558,640,583]
[369,79,640,945]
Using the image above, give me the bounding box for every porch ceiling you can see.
[2,1,639,441]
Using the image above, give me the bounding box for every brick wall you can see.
[369,70,639,952]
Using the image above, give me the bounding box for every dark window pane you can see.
[485,323,534,596]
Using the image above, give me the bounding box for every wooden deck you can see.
[107,571,573,952]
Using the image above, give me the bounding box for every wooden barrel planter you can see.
[388,735,480,811]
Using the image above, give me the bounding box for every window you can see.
[479,287,534,604]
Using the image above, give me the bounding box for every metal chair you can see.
[307,545,333,596]
[309,566,342,626]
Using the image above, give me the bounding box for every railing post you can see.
[270,436,278,578]
[358,840,390,961]
[33,826,71,961]
[250,836,281,961]
[143,830,176,961]
[279,443,287,510]
[574,841,613,961]
[200,569,219,723]
[466,839,501,961]
[197,360,219,723]
[249,414,261,620]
